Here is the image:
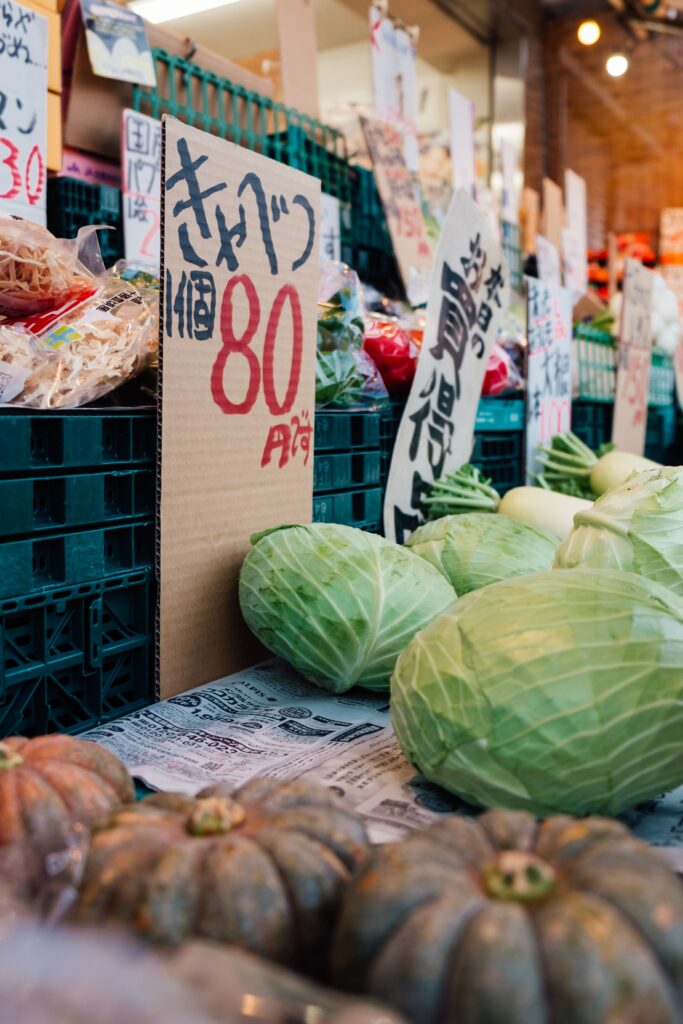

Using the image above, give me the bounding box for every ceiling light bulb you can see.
[606,52,629,77]
[577,20,601,45]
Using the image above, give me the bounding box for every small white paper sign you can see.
[448,87,475,195]
[525,277,573,482]
[536,234,562,287]
[0,1,48,225]
[383,188,510,542]
[319,193,341,263]
[501,139,517,224]
[369,4,418,173]
[612,258,655,455]
[660,208,683,256]
[564,169,588,299]
[562,226,587,305]
[122,109,161,267]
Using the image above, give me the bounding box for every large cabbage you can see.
[406,513,557,593]
[239,523,455,694]
[555,466,683,594]
[391,568,683,816]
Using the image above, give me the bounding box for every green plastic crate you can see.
[649,352,675,407]
[570,400,613,452]
[0,570,154,737]
[312,487,382,531]
[132,50,351,203]
[314,410,382,452]
[313,451,381,494]
[573,325,616,402]
[47,178,123,267]
[0,470,154,538]
[0,409,155,476]
[645,404,677,462]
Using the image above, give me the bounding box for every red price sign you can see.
[0,3,48,224]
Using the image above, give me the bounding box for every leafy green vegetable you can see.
[555,466,683,594]
[317,288,365,352]
[315,350,367,407]
[391,567,683,816]
[239,523,456,694]
[406,513,558,594]
[423,465,500,518]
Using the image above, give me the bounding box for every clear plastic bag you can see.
[0,273,157,409]
[0,216,102,317]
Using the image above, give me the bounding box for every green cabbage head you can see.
[391,567,683,816]
[239,523,456,694]
[555,466,683,594]
[406,512,558,594]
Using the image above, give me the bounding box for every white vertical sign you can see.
[319,193,341,263]
[369,3,418,172]
[122,109,161,267]
[536,235,562,287]
[383,188,509,542]
[612,259,654,456]
[0,2,48,225]
[564,169,588,301]
[525,278,573,482]
[447,87,475,195]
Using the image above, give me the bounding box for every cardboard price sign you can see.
[122,109,161,267]
[525,278,572,482]
[383,188,509,542]
[0,1,48,225]
[660,208,683,256]
[159,117,320,697]
[360,116,432,308]
[612,258,654,455]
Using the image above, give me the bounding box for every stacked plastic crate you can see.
[313,410,385,533]
[0,409,156,738]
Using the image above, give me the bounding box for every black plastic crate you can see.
[313,451,381,494]
[645,404,677,463]
[314,410,382,452]
[0,571,154,737]
[0,470,154,538]
[0,521,154,600]
[570,401,613,452]
[312,487,383,531]
[0,409,156,476]
[47,177,123,267]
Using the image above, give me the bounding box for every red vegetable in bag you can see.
[363,321,421,398]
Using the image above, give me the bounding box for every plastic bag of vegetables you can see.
[391,567,683,816]
[405,513,558,593]
[239,524,455,693]
[555,466,683,594]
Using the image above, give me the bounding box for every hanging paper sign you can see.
[360,116,432,307]
[501,139,518,224]
[612,258,654,455]
[447,87,475,195]
[660,208,683,257]
[159,117,320,698]
[561,226,587,304]
[542,177,564,254]
[525,278,573,482]
[383,188,509,542]
[564,168,588,298]
[81,0,155,87]
[536,234,562,287]
[0,1,48,225]
[319,193,341,263]
[369,3,418,172]
[122,109,161,268]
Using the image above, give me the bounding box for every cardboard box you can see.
[64,20,274,160]
[21,0,61,93]
[47,90,62,171]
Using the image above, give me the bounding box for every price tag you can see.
[564,169,588,300]
[536,234,561,287]
[612,258,654,455]
[525,278,572,482]
[660,208,683,256]
[159,117,320,697]
[383,188,509,542]
[0,1,48,225]
[360,116,432,307]
[122,109,161,268]
[319,193,341,263]
[447,87,475,195]
[369,4,418,172]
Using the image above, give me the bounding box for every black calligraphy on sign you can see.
[388,217,507,542]
[164,129,317,471]
[525,278,572,479]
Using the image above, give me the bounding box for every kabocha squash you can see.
[0,735,134,895]
[76,777,370,974]
[332,810,683,1024]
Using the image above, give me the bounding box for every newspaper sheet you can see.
[86,659,683,861]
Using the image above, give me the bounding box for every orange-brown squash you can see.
[332,810,683,1024]
[76,778,370,974]
[0,734,134,895]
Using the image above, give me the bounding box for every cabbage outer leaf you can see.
[391,567,683,816]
